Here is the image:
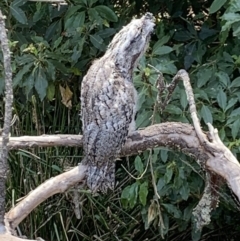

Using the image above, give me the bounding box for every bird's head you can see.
[106,12,155,65]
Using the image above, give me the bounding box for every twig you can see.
[148,64,181,114]
[0,10,13,228]
[176,70,206,143]
[120,156,150,180]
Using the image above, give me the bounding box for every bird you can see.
[80,12,155,192]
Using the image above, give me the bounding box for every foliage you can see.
[1,0,240,240]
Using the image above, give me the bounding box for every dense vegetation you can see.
[1,0,240,240]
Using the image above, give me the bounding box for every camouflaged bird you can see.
[81,13,155,192]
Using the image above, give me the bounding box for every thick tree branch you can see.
[177,69,240,230]
[6,165,86,231]
[3,120,240,231]
[6,122,202,229]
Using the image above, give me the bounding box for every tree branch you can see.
[3,120,240,232]
[0,9,13,232]
[5,122,202,229]
[6,165,87,231]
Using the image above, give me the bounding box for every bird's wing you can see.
[81,59,137,166]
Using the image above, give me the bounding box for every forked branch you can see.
[4,71,240,234]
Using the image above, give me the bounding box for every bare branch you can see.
[6,165,87,230]
[176,69,207,144]
[5,120,240,231]
[0,233,36,241]
[0,9,13,229]
[177,69,240,230]
[1,134,82,150]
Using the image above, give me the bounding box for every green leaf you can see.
[11,0,27,7]
[22,73,34,96]
[45,21,60,41]
[64,15,75,30]
[72,11,85,29]
[173,30,193,41]
[65,6,83,19]
[46,61,55,81]
[199,26,218,40]
[88,8,101,23]
[174,175,183,189]
[10,6,27,24]
[179,182,190,200]
[90,34,104,50]
[137,88,146,109]
[121,183,139,209]
[221,12,240,22]
[33,9,45,23]
[129,182,139,208]
[230,77,240,88]
[229,107,240,118]
[136,110,151,128]
[53,36,63,49]
[89,0,99,7]
[81,0,88,6]
[194,89,209,102]
[48,60,69,74]
[160,150,168,163]
[196,68,212,88]
[162,203,181,218]
[34,67,48,101]
[183,205,194,221]
[153,46,173,56]
[232,23,240,38]
[225,98,238,111]
[134,156,143,173]
[231,119,240,139]
[47,83,55,101]
[157,177,165,193]
[209,0,227,14]
[180,89,188,109]
[165,104,182,115]
[16,54,35,65]
[217,89,227,111]
[192,224,202,241]
[152,36,170,52]
[71,37,85,64]
[219,127,226,140]
[97,28,116,38]
[51,164,62,172]
[0,77,5,94]
[155,61,177,75]
[215,71,230,87]
[13,62,33,87]
[121,185,131,208]
[164,166,173,184]
[94,5,118,22]
[139,181,148,206]
[201,105,213,124]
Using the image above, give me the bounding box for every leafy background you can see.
[1,0,240,240]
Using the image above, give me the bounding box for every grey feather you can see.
[81,13,155,192]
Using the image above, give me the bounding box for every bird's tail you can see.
[86,161,115,193]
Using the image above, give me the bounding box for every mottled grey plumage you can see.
[81,13,155,192]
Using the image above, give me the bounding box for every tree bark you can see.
[3,121,240,231]
[0,9,13,231]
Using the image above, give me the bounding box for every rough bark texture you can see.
[0,122,205,160]
[4,121,240,231]
[0,10,13,230]
[6,165,86,231]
